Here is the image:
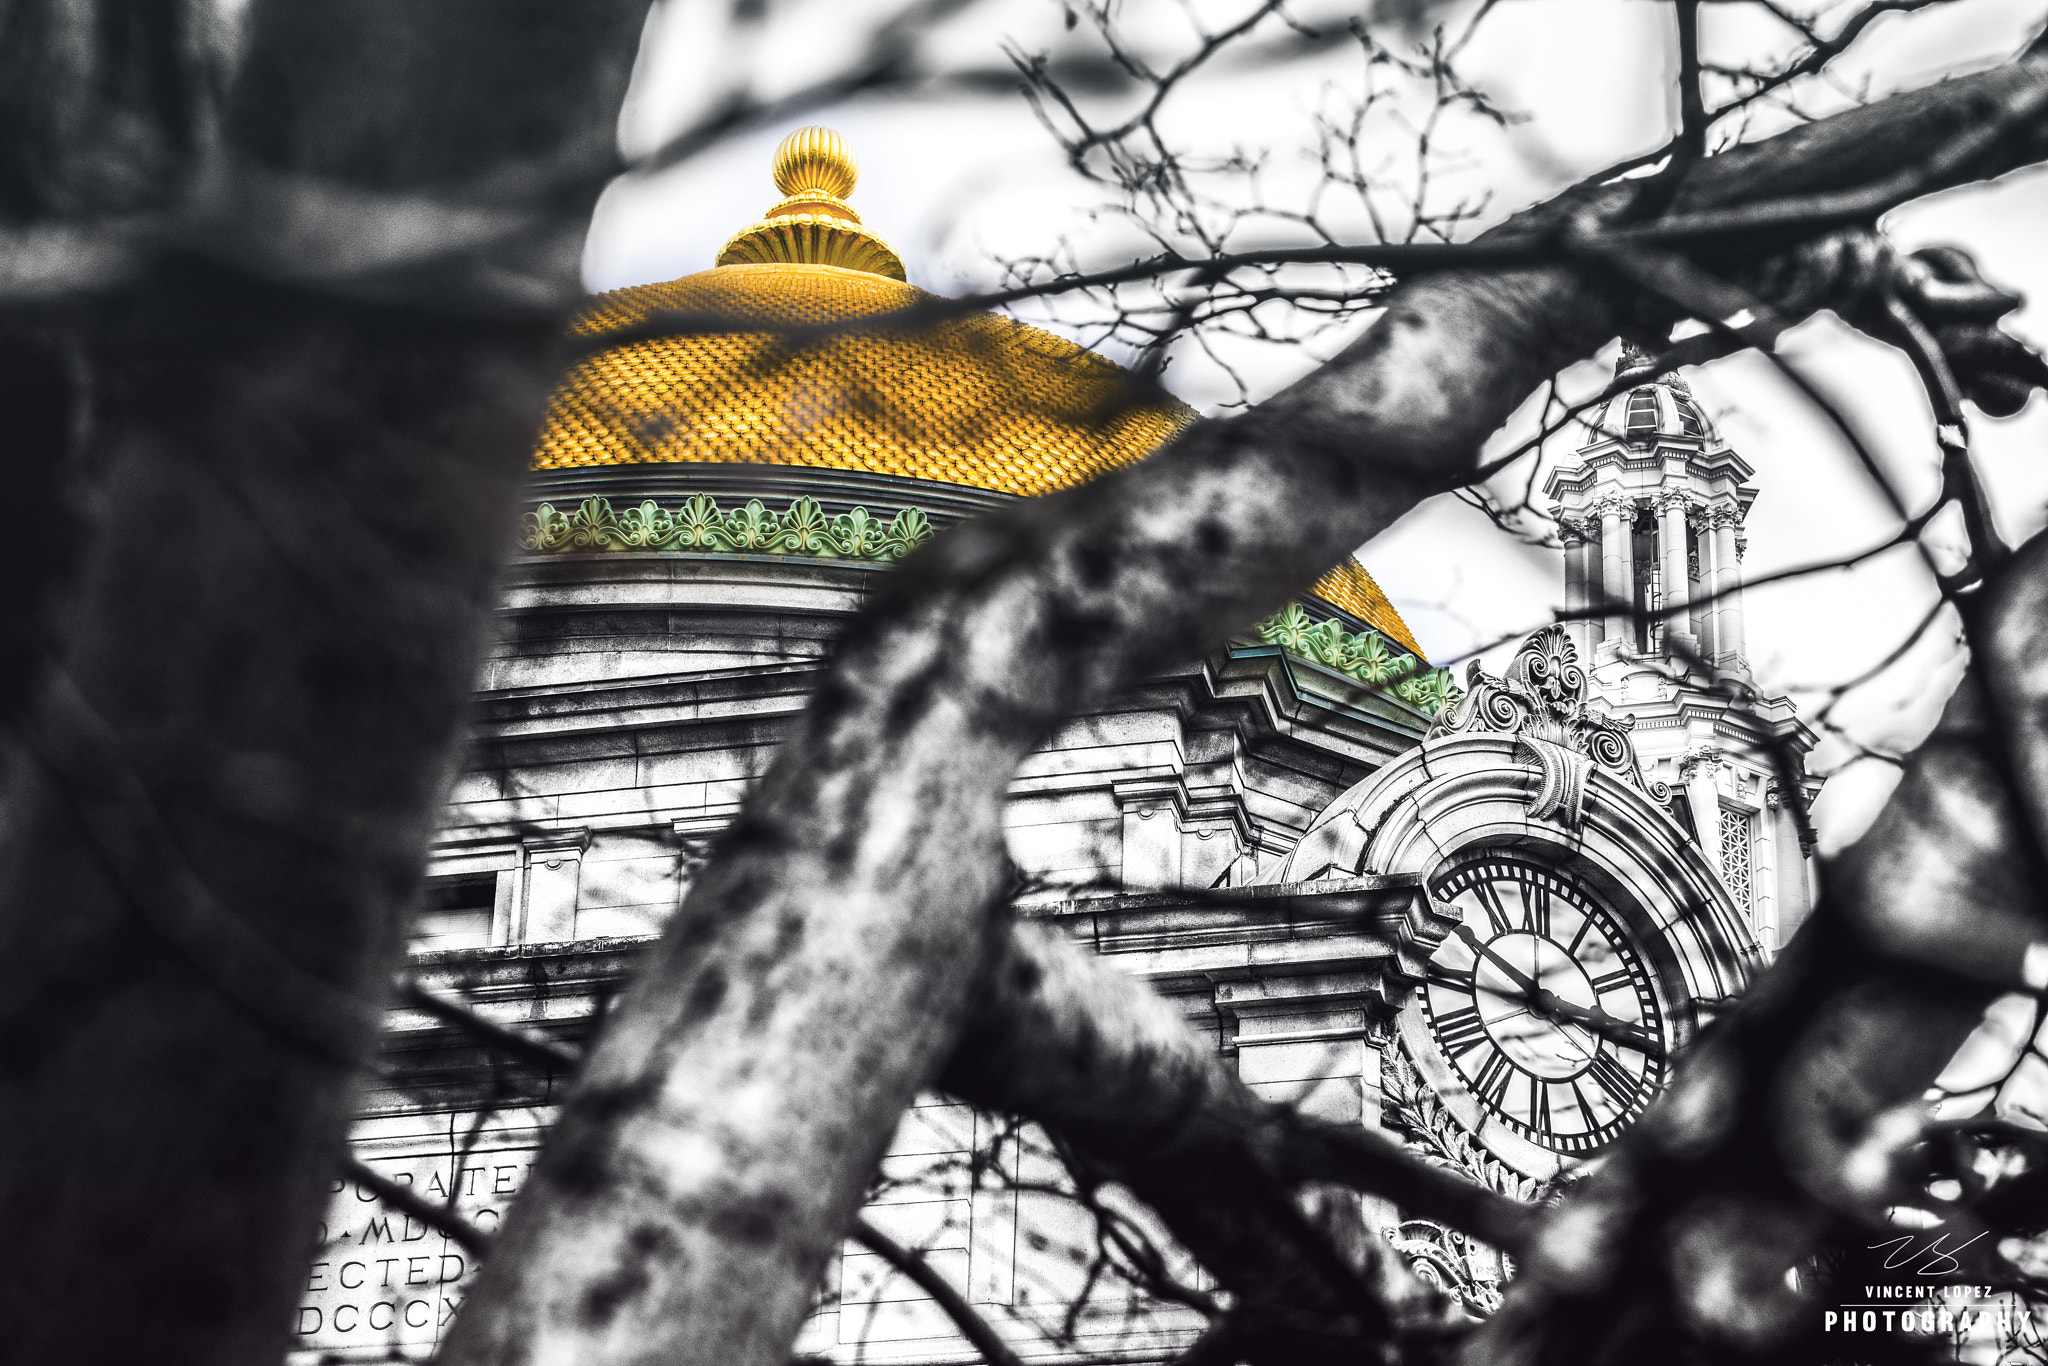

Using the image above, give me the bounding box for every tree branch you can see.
[343,1153,490,1259]
[849,1215,1028,1366]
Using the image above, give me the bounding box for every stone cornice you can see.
[1029,874,1451,1002]
[517,495,1458,712]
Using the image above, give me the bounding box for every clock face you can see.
[1419,853,1669,1156]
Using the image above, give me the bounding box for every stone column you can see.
[1560,518,1597,660]
[1696,514,1721,661]
[1712,511,1746,671]
[1598,498,1632,653]
[1749,790,1778,950]
[1657,493,1692,659]
[1770,783,1815,943]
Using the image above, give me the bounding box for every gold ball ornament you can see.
[773,127,858,201]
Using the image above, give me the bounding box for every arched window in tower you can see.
[1719,806,1754,914]
[1688,523,1707,644]
[1625,387,1660,441]
[1676,398,1704,438]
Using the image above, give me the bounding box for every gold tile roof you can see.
[537,262,1194,495]
[1311,560,1419,656]
[530,127,1422,659]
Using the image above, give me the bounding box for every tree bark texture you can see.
[442,45,2048,1366]
[0,278,555,1365]
[0,4,650,1363]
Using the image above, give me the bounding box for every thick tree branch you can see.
[940,918,1526,1362]
[944,919,1534,1253]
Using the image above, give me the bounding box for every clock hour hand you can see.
[1452,923,1544,997]
[1446,924,1667,1062]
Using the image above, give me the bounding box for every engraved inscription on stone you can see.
[290,1126,541,1362]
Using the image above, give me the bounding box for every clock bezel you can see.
[1400,844,1679,1177]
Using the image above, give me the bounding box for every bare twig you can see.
[850,1215,1028,1366]
[399,977,581,1075]
[343,1153,491,1259]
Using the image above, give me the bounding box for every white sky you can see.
[584,0,2048,848]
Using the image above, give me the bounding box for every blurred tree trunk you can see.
[0,4,648,1363]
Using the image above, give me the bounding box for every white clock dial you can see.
[1420,853,1668,1156]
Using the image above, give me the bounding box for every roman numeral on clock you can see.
[1524,880,1551,937]
[1434,1005,1489,1058]
[1473,880,1514,936]
[1567,916,1593,957]
[1585,1050,1644,1108]
[1589,967,1632,995]
[1470,1049,1514,1107]
[1426,964,1473,992]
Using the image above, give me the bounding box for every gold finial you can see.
[774,127,858,202]
[716,126,905,280]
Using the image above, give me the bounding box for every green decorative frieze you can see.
[522,494,935,562]
[1256,603,1463,717]
[520,497,1458,716]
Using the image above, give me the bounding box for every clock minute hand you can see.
[1452,923,1542,997]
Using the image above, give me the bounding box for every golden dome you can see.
[533,129,1423,658]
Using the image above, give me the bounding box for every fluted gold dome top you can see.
[717,127,904,279]
[774,126,857,201]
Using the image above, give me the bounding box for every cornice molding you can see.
[519,495,1464,718]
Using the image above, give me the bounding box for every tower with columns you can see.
[1546,348,1821,951]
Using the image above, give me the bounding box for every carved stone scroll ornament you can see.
[1428,627,1671,811]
